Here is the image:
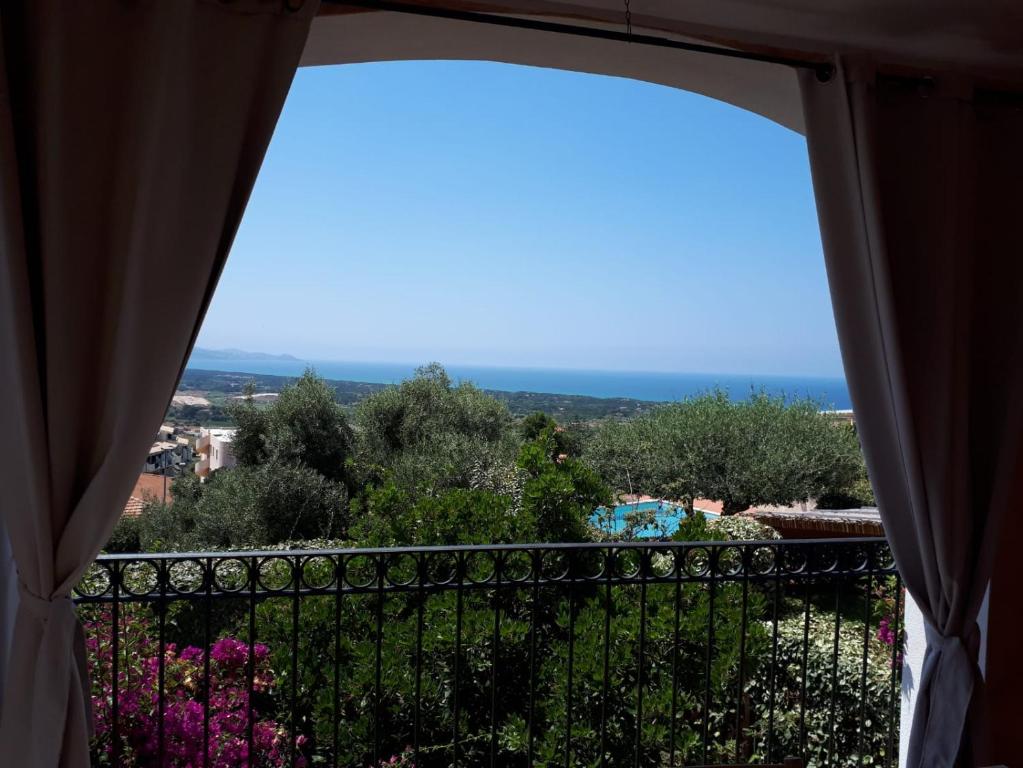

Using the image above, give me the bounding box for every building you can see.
[142,433,192,475]
[195,427,237,479]
[821,409,856,426]
[230,392,279,404]
[122,472,175,518]
[143,441,179,473]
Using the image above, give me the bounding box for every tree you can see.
[228,382,268,467]
[519,411,587,457]
[353,363,516,497]
[230,370,354,486]
[519,411,557,441]
[351,425,608,548]
[350,484,530,547]
[139,464,348,550]
[517,426,610,541]
[585,390,865,514]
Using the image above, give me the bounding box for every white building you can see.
[142,435,192,475]
[195,427,237,479]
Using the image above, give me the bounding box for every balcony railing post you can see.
[157,558,168,767]
[452,550,464,768]
[526,548,540,767]
[111,559,121,768]
[413,551,425,764]
[859,567,875,764]
[634,549,648,768]
[736,545,751,763]
[203,556,212,768]
[702,546,717,763]
[767,552,781,761]
[489,551,501,768]
[248,556,258,768]
[599,547,614,768]
[829,580,843,767]
[668,551,682,767]
[799,579,812,757]
[291,555,302,768]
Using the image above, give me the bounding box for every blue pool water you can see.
[590,501,718,539]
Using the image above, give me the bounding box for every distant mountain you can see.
[191,347,301,362]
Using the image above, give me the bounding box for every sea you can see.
[185,357,852,409]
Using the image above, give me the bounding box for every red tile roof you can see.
[122,473,174,518]
[133,473,174,503]
[123,497,146,518]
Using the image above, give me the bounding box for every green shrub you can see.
[709,515,781,542]
[104,515,141,553]
[746,612,898,767]
[818,476,877,509]
[138,465,347,551]
[244,559,761,766]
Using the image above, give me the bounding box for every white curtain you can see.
[800,62,1023,767]
[0,1,318,765]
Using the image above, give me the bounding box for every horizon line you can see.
[189,351,847,382]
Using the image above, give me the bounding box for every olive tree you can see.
[353,363,516,497]
[585,390,866,514]
[230,369,355,486]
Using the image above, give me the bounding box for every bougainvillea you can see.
[84,606,306,767]
[373,747,416,766]
[874,576,906,669]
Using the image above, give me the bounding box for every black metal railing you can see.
[76,538,903,768]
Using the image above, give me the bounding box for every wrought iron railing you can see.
[76,538,903,767]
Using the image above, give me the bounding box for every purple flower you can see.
[83,605,306,768]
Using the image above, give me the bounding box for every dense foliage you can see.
[585,390,870,513]
[137,464,347,550]
[231,371,355,486]
[353,363,517,499]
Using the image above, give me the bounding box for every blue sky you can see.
[198,60,842,377]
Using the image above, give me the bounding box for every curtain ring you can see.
[815,63,836,84]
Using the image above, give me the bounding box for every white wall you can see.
[898,593,926,767]
[899,586,991,768]
[208,435,236,472]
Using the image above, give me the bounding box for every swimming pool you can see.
[590,500,716,539]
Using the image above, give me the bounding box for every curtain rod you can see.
[324,0,836,82]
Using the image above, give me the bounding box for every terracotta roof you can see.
[122,473,174,518]
[133,473,174,502]
[123,497,146,518]
[693,498,754,515]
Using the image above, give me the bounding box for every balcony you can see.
[76,538,903,767]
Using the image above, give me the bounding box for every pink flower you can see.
[83,605,306,768]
